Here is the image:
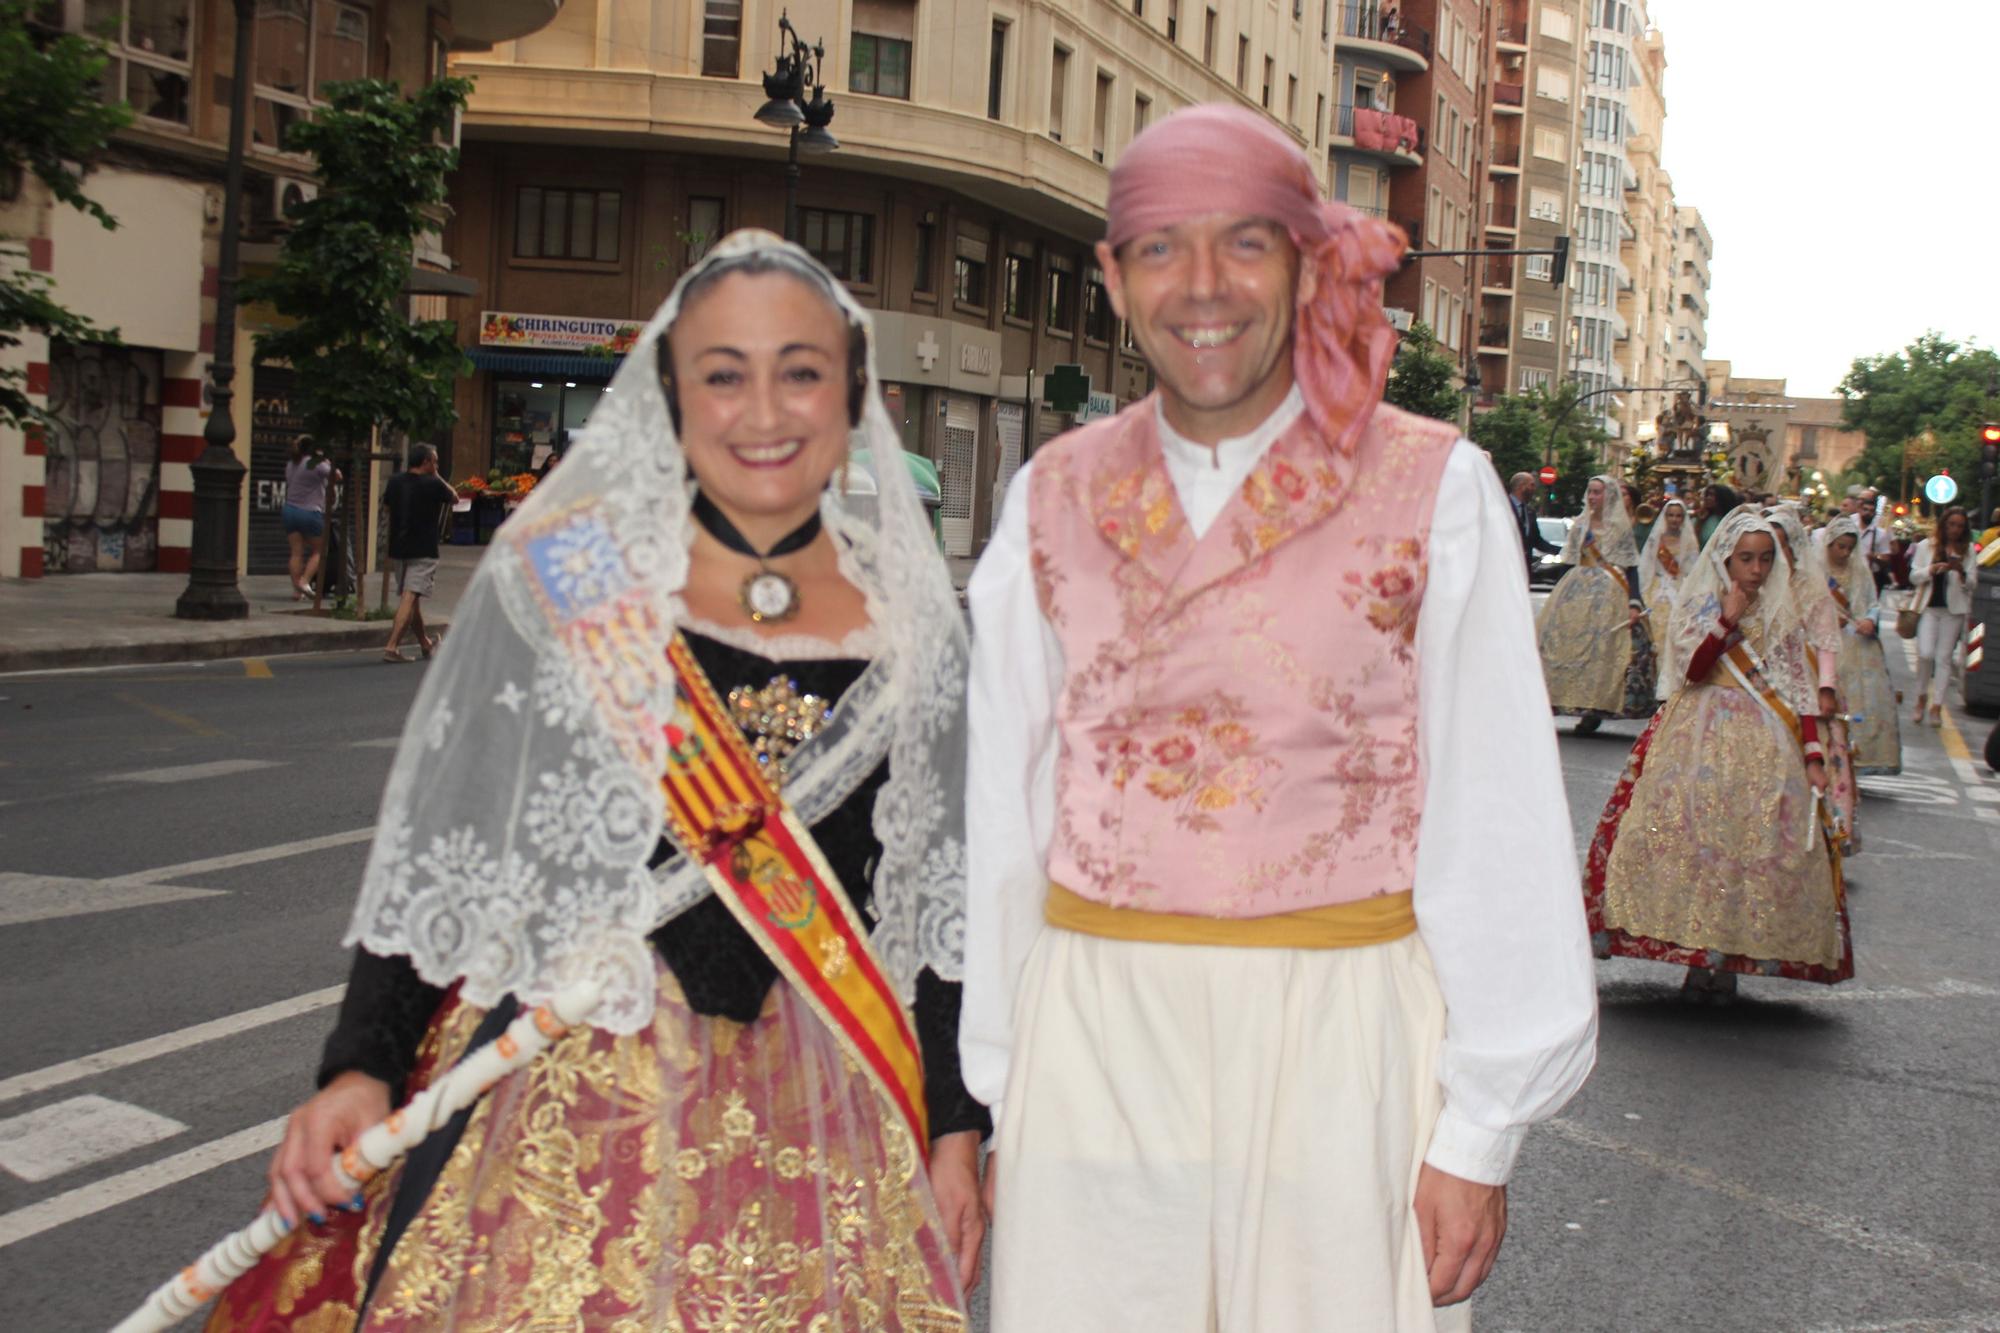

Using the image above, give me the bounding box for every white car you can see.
[1531,517,1571,586]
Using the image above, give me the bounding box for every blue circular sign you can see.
[1924,474,1959,505]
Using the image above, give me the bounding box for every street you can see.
[1,643,1996,1332]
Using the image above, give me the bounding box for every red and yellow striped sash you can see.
[659,633,930,1153]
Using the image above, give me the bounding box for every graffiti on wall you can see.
[42,343,164,573]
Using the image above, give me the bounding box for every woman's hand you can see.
[1806,758,1828,793]
[267,1071,390,1226]
[1819,686,1839,721]
[928,1130,987,1291]
[1721,583,1749,624]
[1856,618,1877,638]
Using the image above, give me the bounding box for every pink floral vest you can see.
[1029,399,1461,917]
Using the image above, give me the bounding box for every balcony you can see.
[1330,103,1423,165]
[1482,258,1515,293]
[1493,82,1525,114]
[1478,323,1511,353]
[1334,4,1431,72]
[1489,140,1521,175]
[1486,198,1519,233]
[1496,21,1529,52]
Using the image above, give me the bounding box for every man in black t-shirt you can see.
[381,444,457,662]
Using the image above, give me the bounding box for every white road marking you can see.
[100,759,283,785]
[0,1116,285,1250]
[1544,1118,2000,1304]
[0,873,224,928]
[108,827,376,886]
[0,1095,187,1183]
[1859,773,1962,805]
[1809,1314,2000,1333]
[1782,979,2000,1005]
[0,985,346,1106]
[349,736,402,749]
[1865,836,1977,862]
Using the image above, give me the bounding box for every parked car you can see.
[1531,517,1572,586]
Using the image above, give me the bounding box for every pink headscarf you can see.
[1105,104,1408,456]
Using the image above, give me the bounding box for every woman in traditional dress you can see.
[1909,505,1977,727]
[1537,472,1657,733]
[1766,505,1853,848]
[1585,509,1851,1004]
[204,232,987,1331]
[1638,496,1699,696]
[1823,513,1901,784]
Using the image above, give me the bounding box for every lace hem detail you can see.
[678,613,884,662]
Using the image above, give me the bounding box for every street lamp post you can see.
[754,13,838,244]
[175,0,254,621]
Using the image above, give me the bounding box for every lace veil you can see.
[1820,514,1875,616]
[343,230,971,1034]
[1639,496,1700,605]
[1558,472,1640,568]
[1766,504,1843,663]
[1663,507,1813,712]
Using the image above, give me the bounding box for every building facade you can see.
[1671,205,1711,388]
[440,0,1351,558]
[0,0,558,580]
[1614,22,1678,443]
[1703,362,1865,498]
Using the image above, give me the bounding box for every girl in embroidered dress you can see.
[202,233,986,1332]
[1823,513,1902,780]
[1537,472,1657,733]
[1638,496,1699,697]
[1585,509,1852,1004]
[1767,505,1854,849]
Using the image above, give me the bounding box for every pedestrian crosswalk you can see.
[0,1094,188,1183]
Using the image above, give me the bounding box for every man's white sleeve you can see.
[958,461,1064,1130]
[1412,440,1600,1185]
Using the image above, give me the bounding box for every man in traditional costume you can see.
[960,105,1598,1333]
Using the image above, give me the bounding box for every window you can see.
[799,208,875,283]
[1532,127,1568,161]
[1093,71,1114,162]
[987,22,1008,120]
[1168,0,1179,42]
[1003,252,1033,321]
[1204,8,1219,65]
[1525,253,1554,281]
[1321,0,1330,40]
[252,1,369,151]
[1133,0,1144,14]
[1315,93,1325,145]
[1050,45,1069,141]
[1421,280,1437,330]
[1287,75,1298,126]
[1523,311,1555,341]
[1540,5,1573,43]
[913,220,936,295]
[1262,56,1273,109]
[1536,66,1571,103]
[514,187,622,263]
[1084,267,1114,343]
[1426,186,1442,243]
[1520,367,1553,392]
[1293,0,1302,19]
[1529,187,1564,222]
[685,196,725,264]
[850,36,912,98]
[1135,92,1152,135]
[954,232,990,309]
[88,0,195,128]
[1046,255,1075,332]
[1445,296,1462,350]
[1237,36,1250,91]
[702,0,741,77]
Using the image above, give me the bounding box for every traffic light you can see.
[1549,235,1571,287]
[1893,502,1909,517]
[1982,422,2000,476]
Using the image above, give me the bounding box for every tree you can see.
[1467,393,1543,482]
[242,77,473,465]
[1467,384,1609,510]
[1837,332,2000,499]
[1384,321,1465,423]
[0,3,133,432]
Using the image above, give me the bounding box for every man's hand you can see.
[1413,1163,1507,1307]
[928,1131,986,1292]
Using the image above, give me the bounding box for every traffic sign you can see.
[1924,473,1959,505]
[1043,364,1091,414]
[1538,466,1558,485]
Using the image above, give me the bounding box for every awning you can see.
[467,348,623,380]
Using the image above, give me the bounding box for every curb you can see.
[0,618,451,676]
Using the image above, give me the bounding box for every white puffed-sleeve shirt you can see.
[959,391,1599,1185]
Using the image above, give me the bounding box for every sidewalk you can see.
[0,545,480,674]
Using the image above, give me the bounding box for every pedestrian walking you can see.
[1823,514,1901,779]
[1509,470,1562,578]
[1537,473,1656,734]
[1586,509,1852,1004]
[1910,505,1976,727]
[200,231,984,1331]
[282,435,338,600]
[961,105,1596,1333]
[378,444,456,663]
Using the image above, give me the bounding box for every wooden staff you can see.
[109,981,604,1333]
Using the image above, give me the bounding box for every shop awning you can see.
[467,348,623,379]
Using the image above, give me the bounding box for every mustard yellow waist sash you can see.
[1045,883,1417,949]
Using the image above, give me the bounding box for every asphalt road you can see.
[1,641,1996,1332]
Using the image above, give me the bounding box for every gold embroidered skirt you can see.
[1537,564,1652,717]
[1838,627,1902,776]
[210,966,965,1333]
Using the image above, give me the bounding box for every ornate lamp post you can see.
[175,0,254,620]
[753,12,838,244]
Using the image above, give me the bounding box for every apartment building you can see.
[0,1,559,581]
[1477,0,1584,404]
[1615,21,1677,442]
[1672,206,1712,387]
[1371,0,1487,373]
[442,0,1347,558]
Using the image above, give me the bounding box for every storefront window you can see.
[490,378,608,476]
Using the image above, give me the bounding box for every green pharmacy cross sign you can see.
[1043,363,1092,414]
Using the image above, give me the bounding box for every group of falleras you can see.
[1537,471,1976,1003]
[156,106,1779,1333]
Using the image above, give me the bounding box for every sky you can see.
[1646,0,2000,397]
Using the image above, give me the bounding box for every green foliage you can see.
[1384,321,1465,423]
[242,78,474,456]
[0,2,133,432]
[1837,332,2000,497]
[1467,383,1610,510]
